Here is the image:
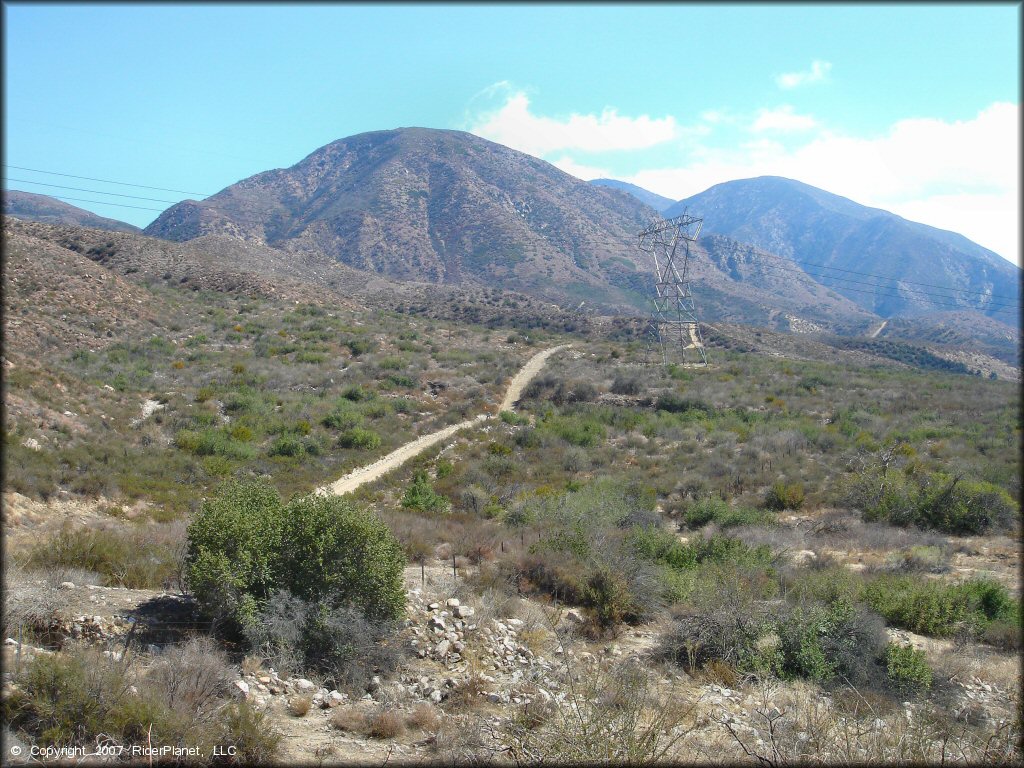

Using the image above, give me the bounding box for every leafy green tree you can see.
[184,479,285,630]
[185,480,405,635]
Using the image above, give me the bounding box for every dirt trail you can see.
[318,344,570,497]
[868,319,888,338]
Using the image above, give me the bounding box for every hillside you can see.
[667,176,1020,324]
[141,129,882,332]
[144,128,660,312]
[589,178,676,212]
[3,190,141,233]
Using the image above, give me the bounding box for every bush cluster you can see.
[863,574,1019,639]
[840,469,1017,535]
[185,479,406,635]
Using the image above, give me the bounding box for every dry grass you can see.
[331,706,369,733]
[406,702,442,732]
[287,695,313,717]
[365,709,406,739]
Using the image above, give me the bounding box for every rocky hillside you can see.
[667,176,1020,324]
[3,190,141,233]
[141,129,878,331]
[589,179,675,212]
[144,128,660,313]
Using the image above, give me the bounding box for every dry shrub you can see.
[698,659,740,688]
[443,673,491,713]
[366,709,406,739]
[492,657,697,763]
[2,564,69,637]
[407,702,441,732]
[145,636,234,717]
[518,627,553,656]
[331,706,369,733]
[287,695,313,717]
[240,654,262,676]
[713,678,1020,765]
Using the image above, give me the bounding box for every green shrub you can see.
[764,482,805,511]
[186,480,406,637]
[337,427,381,450]
[683,497,772,528]
[185,480,286,631]
[500,410,530,426]
[840,470,1017,535]
[885,643,932,694]
[629,528,773,572]
[655,394,715,417]
[863,575,1019,637]
[322,408,363,430]
[268,435,304,457]
[401,470,452,515]
[342,385,374,402]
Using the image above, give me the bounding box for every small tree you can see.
[185,480,406,637]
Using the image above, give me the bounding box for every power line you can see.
[18,194,167,212]
[585,233,1019,312]
[4,178,180,204]
[2,164,212,197]
[786,256,1019,301]
[751,257,1020,312]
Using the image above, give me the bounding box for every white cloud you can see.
[550,155,611,181]
[625,102,1020,264]
[468,90,678,155]
[751,105,818,133]
[776,60,832,89]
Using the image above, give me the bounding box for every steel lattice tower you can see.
[638,211,708,367]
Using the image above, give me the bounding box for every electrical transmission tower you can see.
[638,210,708,367]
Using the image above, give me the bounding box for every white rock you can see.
[446,598,461,608]
[233,680,250,698]
[293,678,315,692]
[326,690,345,707]
[429,689,443,704]
[454,605,475,619]
[59,582,75,590]
[435,640,451,656]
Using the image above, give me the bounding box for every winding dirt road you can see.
[317,344,570,497]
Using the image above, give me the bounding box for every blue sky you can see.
[3,3,1019,263]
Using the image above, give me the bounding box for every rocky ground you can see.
[3,552,1018,765]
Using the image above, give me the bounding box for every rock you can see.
[565,610,584,624]
[446,598,461,608]
[507,618,524,628]
[22,438,42,451]
[429,689,443,704]
[429,616,447,631]
[233,680,250,699]
[293,678,315,692]
[326,691,345,708]
[428,603,440,611]
[258,676,271,685]
[454,605,475,619]
[435,640,451,657]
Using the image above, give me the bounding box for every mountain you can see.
[589,179,675,212]
[145,128,667,313]
[3,190,141,233]
[666,176,1020,325]
[142,129,879,330]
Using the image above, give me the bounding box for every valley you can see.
[2,130,1020,766]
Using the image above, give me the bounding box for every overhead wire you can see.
[4,178,183,204]
[2,164,212,197]
[13,194,166,212]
